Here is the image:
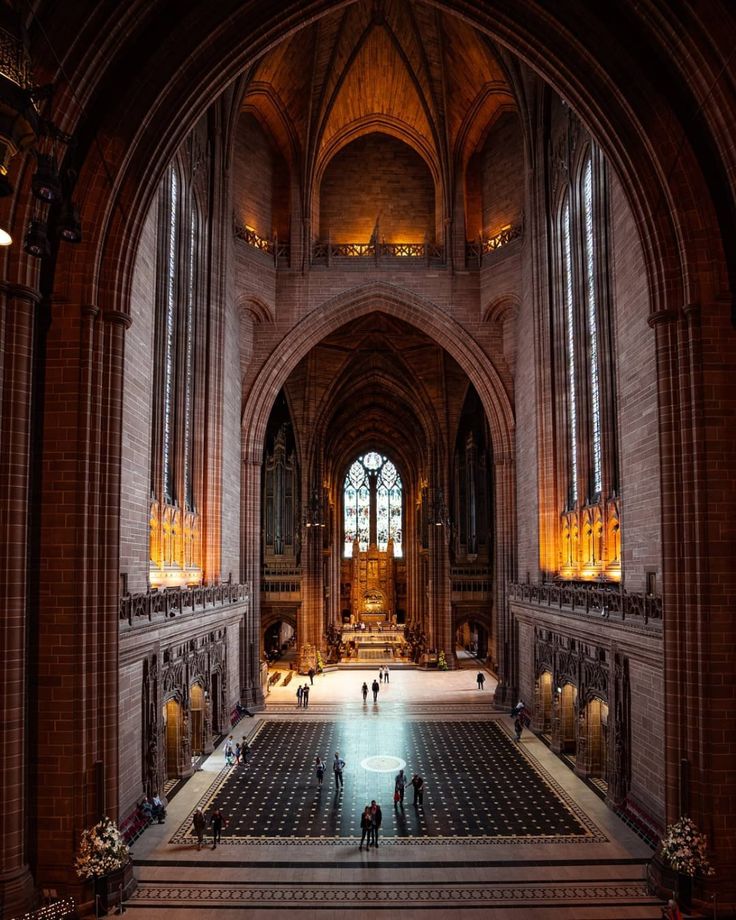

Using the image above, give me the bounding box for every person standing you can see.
[302,684,310,709]
[224,735,235,765]
[210,808,227,849]
[476,671,485,689]
[370,799,383,847]
[359,806,372,850]
[192,808,206,850]
[384,665,390,683]
[241,736,250,763]
[308,667,315,685]
[372,679,380,702]
[410,773,424,805]
[333,751,345,788]
[514,715,523,742]
[394,769,407,805]
[296,684,304,708]
[315,756,325,787]
[361,681,368,702]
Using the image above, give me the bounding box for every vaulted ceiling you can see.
[241,0,517,209]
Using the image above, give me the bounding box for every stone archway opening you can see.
[190,683,206,756]
[536,670,553,734]
[556,683,577,755]
[163,698,182,779]
[264,618,296,663]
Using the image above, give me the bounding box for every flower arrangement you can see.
[74,817,130,879]
[659,816,714,878]
[438,650,448,670]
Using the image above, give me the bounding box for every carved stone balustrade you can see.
[119,582,250,626]
[508,581,662,627]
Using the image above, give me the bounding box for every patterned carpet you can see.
[169,719,606,845]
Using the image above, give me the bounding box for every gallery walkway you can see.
[126,669,664,918]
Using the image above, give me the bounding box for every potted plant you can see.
[438,650,448,671]
[75,816,135,912]
[656,816,714,911]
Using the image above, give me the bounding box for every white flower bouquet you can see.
[659,816,714,878]
[74,816,130,879]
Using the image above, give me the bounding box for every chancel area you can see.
[0,1,734,918]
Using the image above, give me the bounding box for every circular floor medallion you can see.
[361,755,407,773]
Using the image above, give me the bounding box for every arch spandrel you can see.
[240,281,515,462]
[37,0,734,329]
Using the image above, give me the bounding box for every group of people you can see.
[139,792,167,824]
[359,800,383,848]
[224,734,250,766]
[393,768,424,806]
[296,683,312,708]
[192,807,227,850]
[361,667,390,703]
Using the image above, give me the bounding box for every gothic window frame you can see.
[552,141,617,514]
[342,452,403,558]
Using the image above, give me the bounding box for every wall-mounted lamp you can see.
[31,152,61,202]
[23,217,48,257]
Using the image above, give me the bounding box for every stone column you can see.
[0,283,40,917]
[240,453,264,707]
[493,455,517,703]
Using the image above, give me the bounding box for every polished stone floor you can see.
[126,666,664,918]
[171,718,597,842]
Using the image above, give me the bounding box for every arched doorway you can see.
[263,617,296,662]
[582,696,609,782]
[536,670,553,733]
[190,684,205,756]
[210,671,221,734]
[557,683,577,755]
[454,616,489,662]
[163,698,182,779]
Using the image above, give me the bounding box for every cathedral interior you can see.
[0,1,734,917]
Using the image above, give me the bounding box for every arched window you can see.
[343,452,402,557]
[552,136,618,580]
[149,160,204,586]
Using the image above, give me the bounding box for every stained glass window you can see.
[561,195,578,506]
[183,204,197,510]
[582,156,603,496]
[343,453,402,557]
[162,167,178,503]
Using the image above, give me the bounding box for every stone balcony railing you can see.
[119,582,250,625]
[508,581,662,626]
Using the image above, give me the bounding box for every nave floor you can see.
[126,668,664,918]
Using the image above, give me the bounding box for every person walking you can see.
[241,736,250,763]
[476,671,485,689]
[359,806,372,850]
[384,665,389,683]
[210,808,227,849]
[308,667,315,685]
[372,679,380,702]
[224,735,235,766]
[315,755,325,787]
[394,768,407,805]
[410,772,424,805]
[296,684,304,708]
[333,751,345,788]
[370,799,383,847]
[192,808,206,850]
[302,684,310,708]
[514,715,523,742]
[362,681,368,702]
